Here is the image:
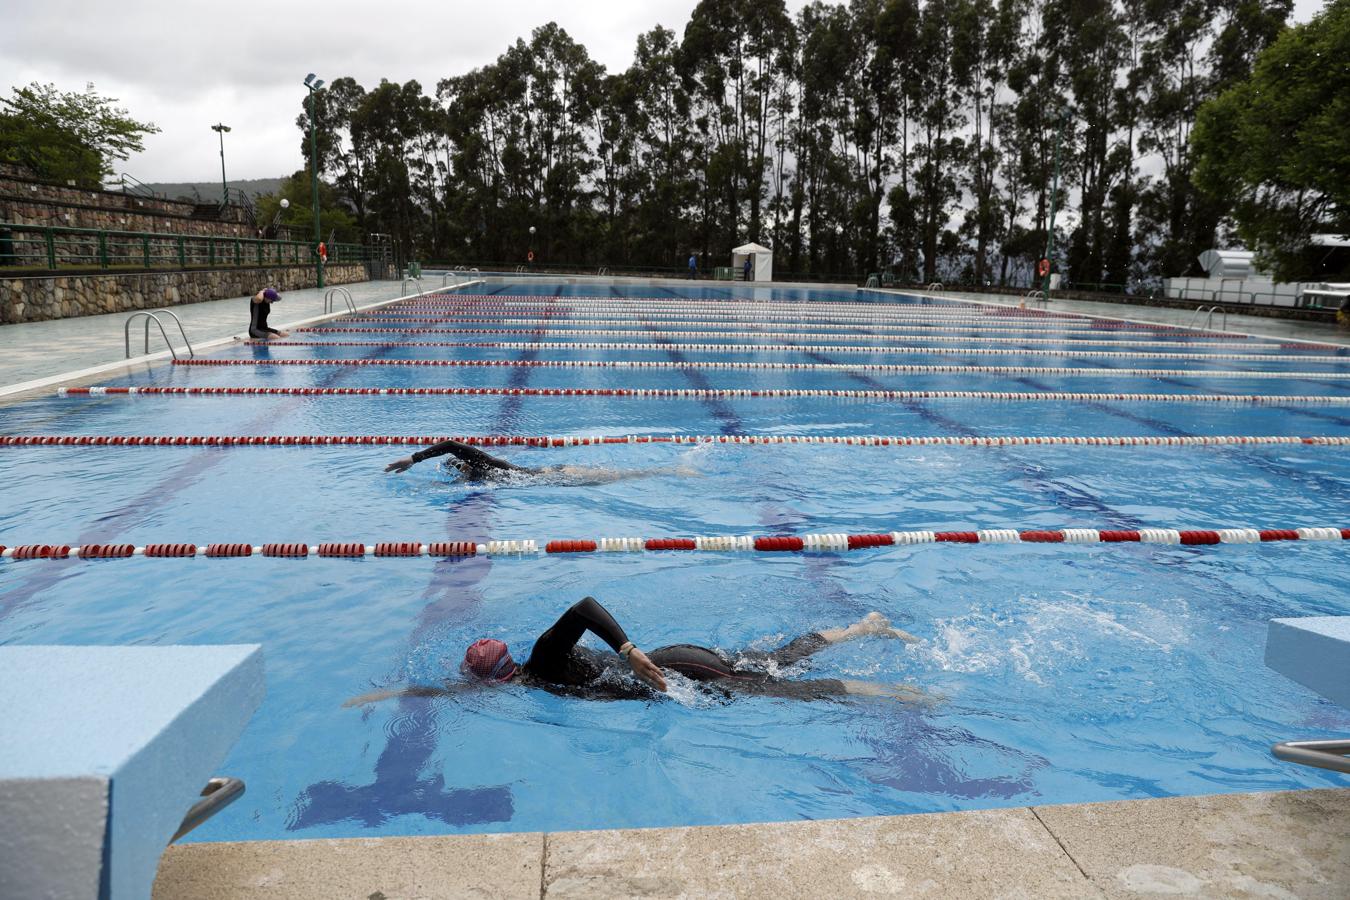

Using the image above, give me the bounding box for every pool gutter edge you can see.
[151,787,1350,899]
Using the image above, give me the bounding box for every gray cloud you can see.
[0,0,1328,183]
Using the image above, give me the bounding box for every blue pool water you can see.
[2,283,1348,841]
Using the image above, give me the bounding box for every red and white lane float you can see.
[298,322,1245,339]
[4,434,1350,449]
[283,326,1298,350]
[169,358,1350,380]
[3,526,1346,562]
[243,339,1348,364]
[321,317,1244,338]
[56,386,1350,405]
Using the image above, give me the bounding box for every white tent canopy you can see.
[732,242,773,282]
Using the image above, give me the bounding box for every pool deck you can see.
[5,280,1349,896]
[152,788,1350,898]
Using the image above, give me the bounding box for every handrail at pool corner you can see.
[1272,740,1350,775]
[123,310,194,360]
[170,776,245,843]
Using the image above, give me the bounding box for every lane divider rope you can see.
[4,525,1346,561]
[169,358,1350,379]
[411,293,1078,315]
[57,386,1350,405]
[297,323,1242,339]
[244,339,1349,363]
[5,434,1347,449]
[350,310,1203,327]
[283,326,1299,350]
[329,316,1236,335]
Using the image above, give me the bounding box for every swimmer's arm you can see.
[385,439,523,474]
[342,683,473,707]
[533,597,666,691]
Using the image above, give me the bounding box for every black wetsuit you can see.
[249,296,280,339]
[411,439,545,481]
[516,597,849,701]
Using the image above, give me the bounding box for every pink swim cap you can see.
[462,639,517,681]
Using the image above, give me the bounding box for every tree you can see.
[0,82,159,187]
[254,170,358,244]
[1193,0,1350,281]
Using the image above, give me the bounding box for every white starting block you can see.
[0,645,264,898]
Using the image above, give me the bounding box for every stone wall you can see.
[0,171,254,238]
[1,264,367,324]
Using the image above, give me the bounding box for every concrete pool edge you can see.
[0,279,484,404]
[152,787,1350,898]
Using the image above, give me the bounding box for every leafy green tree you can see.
[0,82,159,187]
[1194,0,1350,281]
[254,170,358,244]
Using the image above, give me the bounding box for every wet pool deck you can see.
[4,280,1348,896]
[153,789,1350,899]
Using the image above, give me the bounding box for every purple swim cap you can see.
[262,288,280,301]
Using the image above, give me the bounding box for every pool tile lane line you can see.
[150,788,1350,900]
[58,385,1350,404]
[3,525,1346,563]
[4,433,1350,449]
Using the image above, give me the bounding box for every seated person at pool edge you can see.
[346,596,926,704]
[248,287,289,339]
[384,438,696,485]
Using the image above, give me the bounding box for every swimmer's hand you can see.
[627,648,667,692]
[385,456,415,474]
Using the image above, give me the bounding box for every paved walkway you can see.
[0,278,422,390]
[153,788,1350,899]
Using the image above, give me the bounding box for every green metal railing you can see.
[0,222,369,272]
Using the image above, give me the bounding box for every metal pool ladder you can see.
[170,776,245,842]
[124,309,194,359]
[1272,739,1350,774]
[324,287,356,315]
[1187,304,1229,332]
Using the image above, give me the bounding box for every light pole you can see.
[1042,108,1069,298]
[528,225,536,269]
[303,73,326,288]
[210,123,231,207]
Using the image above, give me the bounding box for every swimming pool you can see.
[2,283,1348,840]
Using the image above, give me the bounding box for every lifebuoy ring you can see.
[317,241,328,263]
[1036,257,1050,278]
[527,250,535,262]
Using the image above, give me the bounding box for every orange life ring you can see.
[1036,257,1050,278]
[527,250,535,262]
[317,241,328,263]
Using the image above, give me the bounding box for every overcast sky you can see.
[1,0,1330,185]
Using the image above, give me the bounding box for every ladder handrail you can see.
[324,287,356,314]
[1187,304,1229,332]
[927,282,944,292]
[1272,739,1350,774]
[400,277,422,296]
[125,309,194,359]
[170,777,245,843]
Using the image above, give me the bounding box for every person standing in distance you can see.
[688,252,698,279]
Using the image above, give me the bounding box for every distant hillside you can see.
[140,177,285,203]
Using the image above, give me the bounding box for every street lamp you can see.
[303,73,326,288]
[210,123,231,207]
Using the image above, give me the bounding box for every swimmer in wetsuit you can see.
[346,596,927,706]
[384,439,697,485]
[248,288,289,339]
